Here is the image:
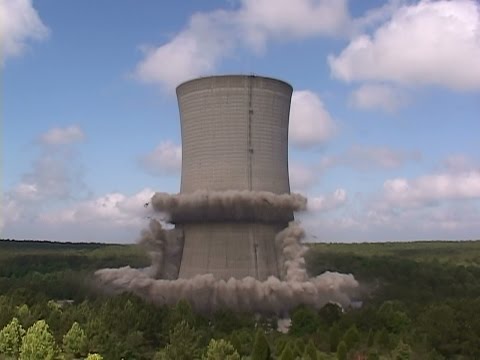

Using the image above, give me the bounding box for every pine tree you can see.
[367,329,375,348]
[304,339,317,360]
[251,329,270,360]
[19,320,57,360]
[343,325,360,350]
[278,343,295,360]
[393,341,412,360]
[367,349,380,360]
[63,321,87,358]
[86,354,104,360]
[160,320,201,360]
[202,339,240,360]
[0,317,26,358]
[329,324,341,352]
[336,341,347,360]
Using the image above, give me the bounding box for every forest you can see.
[0,238,479,359]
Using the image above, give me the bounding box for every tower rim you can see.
[176,74,293,95]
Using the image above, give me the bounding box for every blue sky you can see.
[2,0,480,242]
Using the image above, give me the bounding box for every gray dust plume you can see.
[95,191,358,314]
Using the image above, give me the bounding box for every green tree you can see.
[376,328,391,350]
[367,350,379,360]
[293,338,305,358]
[169,300,195,328]
[318,303,343,327]
[343,325,360,350]
[230,329,253,356]
[202,339,240,360]
[367,329,375,348]
[336,341,347,360]
[377,302,411,334]
[16,305,31,327]
[274,337,287,357]
[329,324,341,352]
[85,354,104,360]
[290,306,320,336]
[19,320,57,360]
[304,339,317,360]
[278,343,295,360]
[62,321,87,358]
[157,320,201,360]
[393,341,411,360]
[0,317,26,358]
[251,329,270,360]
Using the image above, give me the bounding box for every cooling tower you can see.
[175,75,293,280]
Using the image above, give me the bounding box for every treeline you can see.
[0,240,479,359]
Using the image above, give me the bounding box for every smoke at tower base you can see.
[95,191,359,314]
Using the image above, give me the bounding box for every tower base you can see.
[177,222,286,280]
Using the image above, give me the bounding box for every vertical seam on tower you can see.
[247,75,253,191]
[248,75,259,279]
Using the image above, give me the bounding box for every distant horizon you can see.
[2,237,479,246]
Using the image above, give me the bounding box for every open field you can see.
[308,240,480,267]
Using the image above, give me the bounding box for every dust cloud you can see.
[95,191,359,314]
[150,190,307,223]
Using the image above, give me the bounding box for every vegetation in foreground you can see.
[0,238,479,359]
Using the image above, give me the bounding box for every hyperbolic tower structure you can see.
[174,75,293,280]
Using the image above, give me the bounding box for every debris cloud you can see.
[96,209,359,314]
[150,190,307,223]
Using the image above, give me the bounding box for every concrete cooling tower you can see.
[174,75,293,281]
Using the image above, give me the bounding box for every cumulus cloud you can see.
[289,90,336,148]
[441,154,477,173]
[383,171,480,208]
[2,125,88,236]
[345,145,419,170]
[289,162,316,191]
[329,0,480,91]
[320,145,420,172]
[40,188,154,227]
[0,0,48,61]
[3,187,155,242]
[135,11,234,90]
[238,0,350,49]
[40,125,85,145]
[140,141,182,176]
[308,189,347,212]
[305,200,480,242]
[134,0,350,90]
[350,83,407,112]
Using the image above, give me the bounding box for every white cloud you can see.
[289,162,316,191]
[329,0,480,91]
[40,125,85,145]
[238,0,349,49]
[308,188,347,212]
[140,141,182,176]
[441,154,477,173]
[135,11,234,90]
[3,188,156,242]
[40,188,154,228]
[289,90,336,148]
[20,149,86,201]
[383,171,480,208]
[350,83,407,112]
[305,200,480,242]
[0,0,48,61]
[319,145,420,171]
[134,0,350,90]
[2,125,88,236]
[344,145,418,170]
